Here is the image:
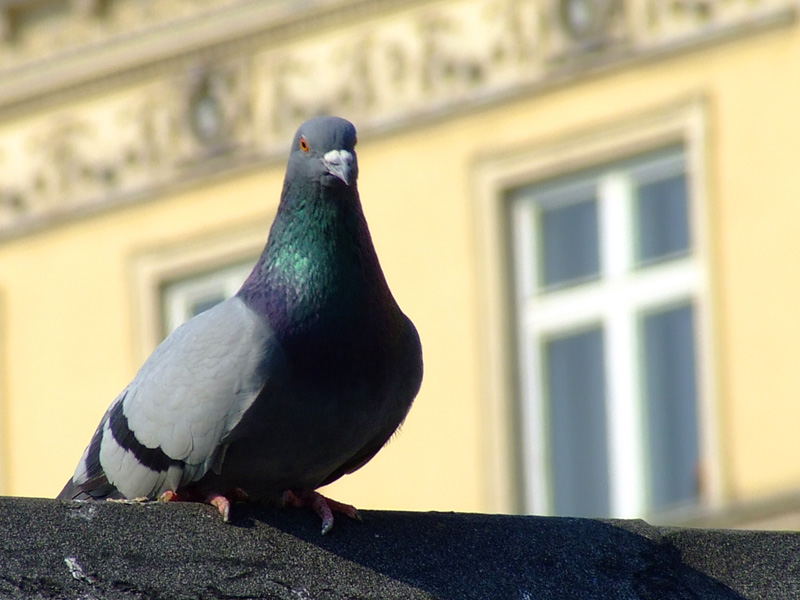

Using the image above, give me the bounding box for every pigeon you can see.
[57,116,423,533]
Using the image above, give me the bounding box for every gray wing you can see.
[62,296,273,500]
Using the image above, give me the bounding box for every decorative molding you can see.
[0,0,796,237]
[0,57,256,231]
[0,0,279,72]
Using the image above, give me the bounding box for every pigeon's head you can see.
[289,116,359,188]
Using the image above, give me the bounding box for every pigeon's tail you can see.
[56,475,123,501]
[58,394,128,502]
[56,478,85,500]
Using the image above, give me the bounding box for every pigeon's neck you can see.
[238,179,396,344]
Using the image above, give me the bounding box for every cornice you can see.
[0,0,796,239]
[0,0,435,110]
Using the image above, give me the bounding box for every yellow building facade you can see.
[0,0,799,528]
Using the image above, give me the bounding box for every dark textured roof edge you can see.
[1,496,797,599]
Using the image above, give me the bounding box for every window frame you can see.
[472,100,720,519]
[510,148,700,518]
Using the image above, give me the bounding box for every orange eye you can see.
[299,137,310,152]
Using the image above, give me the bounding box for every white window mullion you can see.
[521,332,549,513]
[629,260,696,297]
[599,171,647,517]
[526,287,604,332]
[599,171,632,278]
[511,199,537,301]
[604,298,646,517]
[511,198,549,512]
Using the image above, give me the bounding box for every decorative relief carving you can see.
[262,0,541,141]
[546,0,627,59]
[0,0,794,233]
[0,57,255,229]
[0,0,241,70]
[0,105,155,228]
[177,60,256,164]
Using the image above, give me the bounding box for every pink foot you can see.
[158,490,182,503]
[282,489,361,535]
[158,489,235,522]
[208,494,231,522]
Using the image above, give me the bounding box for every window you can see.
[161,262,253,335]
[509,148,704,518]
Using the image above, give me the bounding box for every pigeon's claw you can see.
[322,495,362,522]
[158,488,233,522]
[282,489,360,535]
[208,494,231,522]
[158,490,180,503]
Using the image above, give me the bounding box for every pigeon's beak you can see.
[322,149,356,186]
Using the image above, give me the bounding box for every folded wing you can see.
[59,296,273,500]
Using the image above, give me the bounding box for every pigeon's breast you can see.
[201,317,414,498]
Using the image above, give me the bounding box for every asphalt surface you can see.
[0,496,797,599]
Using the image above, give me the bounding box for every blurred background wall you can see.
[0,0,799,529]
